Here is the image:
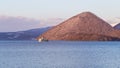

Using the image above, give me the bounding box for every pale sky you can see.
[0,0,120,32]
[0,0,120,19]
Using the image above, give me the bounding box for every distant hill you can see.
[114,23,120,30]
[37,12,120,41]
[0,27,51,40]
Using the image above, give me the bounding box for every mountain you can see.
[37,12,120,41]
[114,23,120,29]
[0,27,51,40]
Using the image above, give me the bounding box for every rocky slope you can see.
[37,12,120,41]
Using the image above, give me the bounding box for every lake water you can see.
[0,41,120,68]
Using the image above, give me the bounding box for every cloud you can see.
[0,16,43,32]
[0,16,64,32]
[105,17,120,26]
[41,18,64,26]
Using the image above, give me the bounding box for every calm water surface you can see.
[0,41,120,68]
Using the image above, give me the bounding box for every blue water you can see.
[0,41,120,68]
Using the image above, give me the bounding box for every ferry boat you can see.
[38,37,48,42]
